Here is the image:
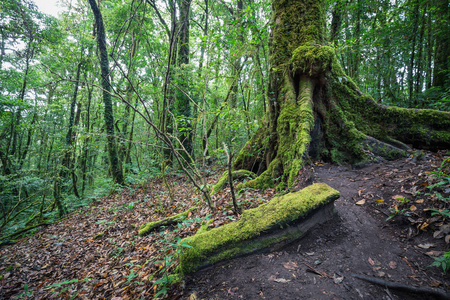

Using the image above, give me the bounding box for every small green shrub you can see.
[430,251,450,274]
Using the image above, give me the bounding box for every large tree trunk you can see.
[233,0,450,191]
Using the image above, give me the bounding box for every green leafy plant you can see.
[430,250,450,274]
[152,235,192,298]
[123,201,135,211]
[15,283,33,299]
[45,278,91,298]
[387,197,412,221]
[427,158,450,203]
[429,209,450,219]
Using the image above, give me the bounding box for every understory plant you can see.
[430,250,450,274]
[427,157,450,273]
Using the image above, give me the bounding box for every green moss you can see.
[238,158,282,190]
[211,170,257,194]
[138,207,196,237]
[331,72,450,151]
[233,126,268,172]
[196,219,214,235]
[290,45,335,77]
[179,183,339,274]
[277,77,314,187]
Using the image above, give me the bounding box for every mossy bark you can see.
[234,0,450,190]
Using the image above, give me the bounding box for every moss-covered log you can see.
[138,207,196,236]
[233,0,450,191]
[179,183,339,274]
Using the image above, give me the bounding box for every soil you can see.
[183,152,450,300]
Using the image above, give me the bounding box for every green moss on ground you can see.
[138,207,196,237]
[179,183,339,274]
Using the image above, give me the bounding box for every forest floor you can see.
[0,150,449,299]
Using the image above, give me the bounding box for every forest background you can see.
[0,0,449,244]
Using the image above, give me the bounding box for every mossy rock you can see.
[179,183,339,274]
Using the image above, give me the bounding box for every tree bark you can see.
[88,0,124,185]
[175,0,193,157]
[432,0,449,88]
[233,0,450,191]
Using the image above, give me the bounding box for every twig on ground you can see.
[304,263,331,278]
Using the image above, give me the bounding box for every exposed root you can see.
[352,273,450,300]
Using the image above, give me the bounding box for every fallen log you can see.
[179,183,339,274]
[138,207,196,237]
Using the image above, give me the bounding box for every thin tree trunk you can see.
[432,0,449,87]
[330,0,344,45]
[176,0,193,157]
[414,5,427,105]
[408,0,419,103]
[88,0,124,185]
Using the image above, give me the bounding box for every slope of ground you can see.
[0,151,449,299]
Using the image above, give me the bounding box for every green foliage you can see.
[45,278,92,298]
[430,251,450,274]
[15,284,33,299]
[387,197,411,221]
[427,158,450,203]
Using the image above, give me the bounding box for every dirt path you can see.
[184,156,450,299]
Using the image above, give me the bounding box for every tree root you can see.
[352,273,450,300]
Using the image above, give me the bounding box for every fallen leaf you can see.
[358,189,364,196]
[415,199,424,204]
[305,252,315,256]
[389,261,397,269]
[356,199,366,205]
[375,199,384,204]
[274,278,291,283]
[392,195,404,200]
[430,280,442,287]
[433,224,450,239]
[425,251,443,257]
[333,273,344,284]
[189,293,198,300]
[445,235,450,244]
[283,261,298,270]
[419,222,429,231]
[377,271,385,277]
[418,243,434,249]
[368,257,375,266]
[410,205,417,211]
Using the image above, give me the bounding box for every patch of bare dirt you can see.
[183,152,450,300]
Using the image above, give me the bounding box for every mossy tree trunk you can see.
[88,0,124,185]
[233,0,450,191]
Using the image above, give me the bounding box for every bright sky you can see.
[33,0,63,17]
